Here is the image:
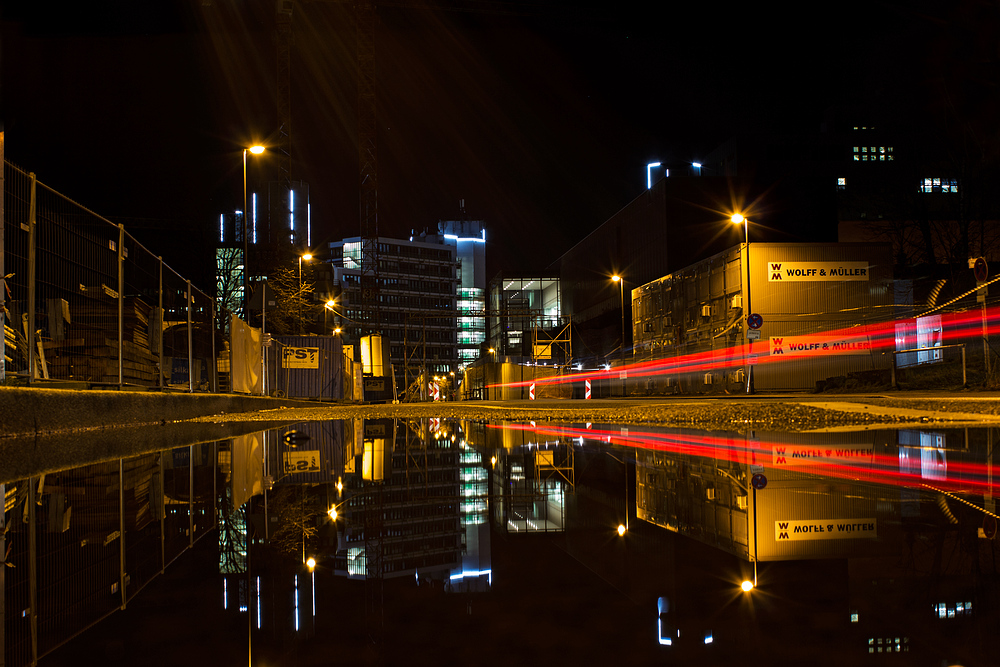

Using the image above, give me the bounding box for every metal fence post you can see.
[187,280,194,393]
[27,173,37,384]
[211,298,217,393]
[158,257,164,389]
[119,459,127,610]
[28,476,37,665]
[0,482,4,663]
[118,224,125,388]
[189,445,195,547]
[159,453,166,573]
[0,133,6,384]
[891,351,897,389]
[962,345,967,387]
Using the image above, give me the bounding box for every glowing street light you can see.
[617,523,627,537]
[741,580,754,592]
[731,213,755,394]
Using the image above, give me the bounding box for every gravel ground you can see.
[188,394,1000,432]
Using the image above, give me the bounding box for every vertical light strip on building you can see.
[290,190,295,233]
[312,571,316,617]
[294,575,300,631]
[219,214,224,243]
[223,578,227,610]
[256,576,261,629]
[252,193,257,244]
[307,203,312,247]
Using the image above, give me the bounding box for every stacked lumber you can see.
[43,290,159,385]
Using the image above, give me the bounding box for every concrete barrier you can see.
[0,386,324,438]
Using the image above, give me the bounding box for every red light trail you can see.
[487,422,1000,496]
[487,305,1000,390]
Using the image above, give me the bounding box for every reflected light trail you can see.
[487,422,1000,496]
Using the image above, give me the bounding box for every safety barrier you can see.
[2,161,234,391]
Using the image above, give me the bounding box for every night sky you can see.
[0,1,972,281]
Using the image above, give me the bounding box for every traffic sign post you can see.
[973,258,990,379]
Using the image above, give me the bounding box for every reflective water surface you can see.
[4,419,998,666]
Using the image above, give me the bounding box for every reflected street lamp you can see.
[612,275,626,396]
[243,145,265,317]
[731,214,755,394]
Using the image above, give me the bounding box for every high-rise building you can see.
[438,216,487,369]
[215,181,311,320]
[327,233,458,393]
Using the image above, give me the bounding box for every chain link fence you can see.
[2,160,236,391]
[2,445,218,666]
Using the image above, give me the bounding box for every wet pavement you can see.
[5,413,997,667]
[188,392,1000,432]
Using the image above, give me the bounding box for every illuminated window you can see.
[852,146,893,162]
[920,177,958,193]
[850,611,859,622]
[838,177,846,191]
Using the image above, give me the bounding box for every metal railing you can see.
[2,161,233,391]
[2,444,218,666]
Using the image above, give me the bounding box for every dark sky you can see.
[0,0,963,280]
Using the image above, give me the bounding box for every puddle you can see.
[7,418,998,665]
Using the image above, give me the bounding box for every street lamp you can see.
[298,252,312,334]
[612,275,626,396]
[243,145,265,317]
[324,298,337,334]
[731,214,755,394]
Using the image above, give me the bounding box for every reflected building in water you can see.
[3,419,998,666]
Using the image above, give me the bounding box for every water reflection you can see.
[5,419,998,666]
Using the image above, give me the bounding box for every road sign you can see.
[751,473,768,490]
[747,329,761,340]
[747,313,763,330]
[585,379,592,399]
[974,257,989,282]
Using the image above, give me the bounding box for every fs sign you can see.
[282,347,320,369]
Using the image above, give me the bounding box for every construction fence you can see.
[2,160,243,393]
[2,443,218,666]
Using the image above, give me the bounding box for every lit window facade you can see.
[852,145,893,161]
[487,274,564,362]
[919,177,958,193]
[327,236,458,385]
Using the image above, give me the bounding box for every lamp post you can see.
[242,145,265,317]
[298,253,312,334]
[324,299,336,334]
[612,275,626,396]
[731,214,755,394]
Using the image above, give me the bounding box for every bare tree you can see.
[215,246,245,330]
[262,266,315,336]
[266,485,323,558]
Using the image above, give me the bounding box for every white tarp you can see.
[231,432,264,509]
[230,315,262,394]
